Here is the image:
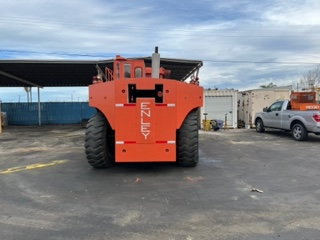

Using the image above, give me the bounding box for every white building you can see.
[201,89,238,129]
[238,86,292,128]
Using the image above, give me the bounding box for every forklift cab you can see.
[112,55,145,80]
[109,55,171,81]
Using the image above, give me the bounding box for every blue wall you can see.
[1,102,96,125]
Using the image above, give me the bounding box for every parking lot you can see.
[0,126,320,240]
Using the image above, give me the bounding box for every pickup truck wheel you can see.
[256,119,265,133]
[291,123,308,141]
[85,112,115,168]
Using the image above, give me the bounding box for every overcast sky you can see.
[1,0,320,102]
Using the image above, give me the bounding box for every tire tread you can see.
[177,110,199,167]
[85,112,114,168]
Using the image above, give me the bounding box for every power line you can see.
[203,60,320,65]
[0,49,113,58]
[1,49,319,65]
[1,16,320,38]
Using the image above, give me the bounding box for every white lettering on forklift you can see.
[141,102,151,139]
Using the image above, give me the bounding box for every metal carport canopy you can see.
[0,57,203,87]
[0,57,202,127]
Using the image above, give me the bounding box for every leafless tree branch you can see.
[300,65,320,90]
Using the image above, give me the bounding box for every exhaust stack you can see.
[151,46,160,78]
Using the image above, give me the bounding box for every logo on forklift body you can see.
[141,102,151,139]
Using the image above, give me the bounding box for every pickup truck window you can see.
[287,102,292,110]
[269,101,284,111]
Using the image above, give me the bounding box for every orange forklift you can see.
[85,47,203,168]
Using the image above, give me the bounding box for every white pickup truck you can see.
[254,99,320,141]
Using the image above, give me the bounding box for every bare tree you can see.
[259,82,277,88]
[299,65,320,91]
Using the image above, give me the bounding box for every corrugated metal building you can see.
[238,86,292,128]
[201,89,238,129]
[1,102,96,125]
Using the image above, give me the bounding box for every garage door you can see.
[205,96,233,126]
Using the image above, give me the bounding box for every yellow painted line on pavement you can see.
[0,160,68,174]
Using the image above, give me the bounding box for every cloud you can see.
[0,0,320,101]
[262,0,320,25]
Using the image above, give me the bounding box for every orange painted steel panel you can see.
[89,81,116,129]
[89,78,202,162]
[116,143,176,162]
[291,104,320,111]
[88,54,203,163]
[175,81,203,129]
[290,92,319,111]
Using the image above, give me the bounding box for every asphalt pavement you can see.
[0,126,320,240]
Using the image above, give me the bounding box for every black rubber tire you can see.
[256,119,265,133]
[291,123,308,141]
[176,109,199,167]
[85,112,115,168]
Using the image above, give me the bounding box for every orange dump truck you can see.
[85,47,203,168]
